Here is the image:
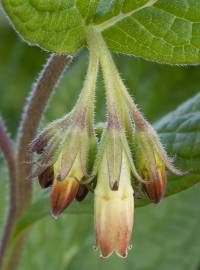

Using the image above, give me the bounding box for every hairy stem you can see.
[0,119,18,264]
[17,53,72,209]
[73,43,99,134]
[0,53,72,270]
[87,28,147,129]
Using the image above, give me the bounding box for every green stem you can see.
[87,29,115,107]
[86,27,147,129]
[73,42,99,134]
[17,54,72,209]
[113,70,148,129]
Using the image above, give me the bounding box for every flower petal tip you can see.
[115,249,128,259]
[99,250,113,259]
[51,211,60,220]
[51,177,79,216]
[143,179,166,204]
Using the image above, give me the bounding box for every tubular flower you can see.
[95,150,134,258]
[51,177,79,217]
[93,115,136,258]
[51,153,82,217]
[30,112,96,217]
[30,44,98,217]
[132,126,183,203]
[27,28,185,260]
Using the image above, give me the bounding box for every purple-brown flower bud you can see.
[29,116,69,155]
[75,184,89,202]
[38,166,54,189]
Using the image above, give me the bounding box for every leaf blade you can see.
[101,0,200,64]
[11,195,92,242]
[2,0,200,64]
[2,0,88,53]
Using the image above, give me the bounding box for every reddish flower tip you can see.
[51,177,79,217]
[95,194,134,259]
[143,168,166,203]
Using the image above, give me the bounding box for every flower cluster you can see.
[30,29,183,258]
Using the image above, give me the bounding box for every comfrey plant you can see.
[29,28,183,258]
[1,1,200,269]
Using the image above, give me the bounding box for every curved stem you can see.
[0,53,72,270]
[0,119,16,189]
[17,53,72,209]
[0,119,18,264]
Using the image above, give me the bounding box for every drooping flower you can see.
[30,111,96,217]
[132,125,183,203]
[93,112,141,258]
[95,150,134,258]
[30,45,99,217]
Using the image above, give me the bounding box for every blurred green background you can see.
[1,9,200,270]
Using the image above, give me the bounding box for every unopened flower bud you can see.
[50,153,84,217]
[38,166,54,189]
[133,127,182,203]
[30,109,97,218]
[29,116,69,155]
[76,184,89,201]
[142,164,166,203]
[51,176,79,218]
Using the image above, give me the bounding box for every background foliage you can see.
[1,7,200,270]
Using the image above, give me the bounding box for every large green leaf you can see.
[1,0,98,53]
[155,92,200,194]
[12,92,200,241]
[100,0,200,64]
[2,0,200,64]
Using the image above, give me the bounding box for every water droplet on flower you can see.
[128,244,132,250]
[51,212,59,220]
[93,245,98,251]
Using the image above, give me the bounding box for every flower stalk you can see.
[0,119,18,263]
[85,27,183,257]
[87,28,136,257]
[30,46,99,218]
[0,54,72,270]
